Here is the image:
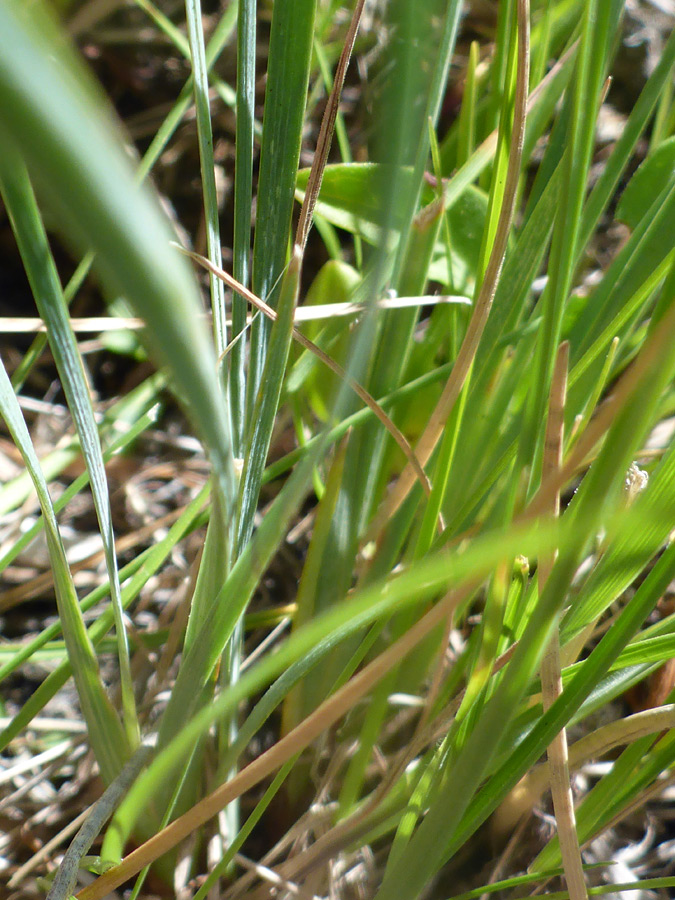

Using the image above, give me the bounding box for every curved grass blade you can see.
[0,145,139,746]
[0,356,129,784]
[46,745,153,900]
[73,502,667,897]
[0,486,209,752]
[0,397,161,681]
[0,0,238,519]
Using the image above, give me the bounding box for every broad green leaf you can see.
[296,163,488,289]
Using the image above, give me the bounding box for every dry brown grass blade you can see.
[295,0,366,250]
[75,574,489,900]
[538,341,588,900]
[177,245,433,498]
[364,0,531,543]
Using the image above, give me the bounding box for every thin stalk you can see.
[539,342,588,900]
[184,0,229,361]
[231,0,256,456]
[295,0,366,251]
[179,246,431,496]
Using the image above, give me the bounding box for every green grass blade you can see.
[85,498,667,883]
[247,0,317,421]
[0,486,209,751]
[231,0,256,455]
[578,25,675,253]
[138,4,239,183]
[0,0,237,518]
[236,248,302,551]
[105,510,569,857]
[0,356,129,784]
[569,174,675,363]
[521,0,616,494]
[457,41,480,167]
[0,396,160,680]
[0,373,163,532]
[0,147,139,745]
[184,0,228,357]
[373,300,675,900]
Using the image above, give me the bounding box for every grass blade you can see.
[0,356,129,784]
[0,0,238,517]
[0,145,139,746]
[246,0,317,421]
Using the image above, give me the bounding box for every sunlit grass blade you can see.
[366,0,530,542]
[236,248,301,548]
[280,435,349,768]
[11,251,93,392]
[295,0,366,252]
[46,745,153,900]
[0,485,209,752]
[181,1,238,837]
[184,0,228,356]
[0,373,163,542]
[0,147,139,745]
[371,299,675,900]
[441,312,675,866]
[138,4,240,182]
[520,0,619,495]
[72,497,669,897]
[189,760,295,900]
[578,25,675,253]
[457,41,480,167]
[351,0,464,527]
[412,0,524,555]
[86,511,573,889]
[0,356,129,784]
[560,440,675,644]
[231,0,256,455]
[0,399,161,680]
[4,2,674,895]
[539,343,588,900]
[568,175,675,365]
[180,246,430,492]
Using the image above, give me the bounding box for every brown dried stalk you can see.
[178,245,433,497]
[539,341,588,900]
[295,0,366,250]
